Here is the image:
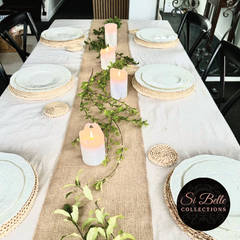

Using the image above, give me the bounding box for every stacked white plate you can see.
[10,64,72,92]
[136,28,178,43]
[41,27,84,41]
[135,64,195,92]
[170,155,240,240]
[0,152,36,226]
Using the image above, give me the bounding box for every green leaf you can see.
[75,169,83,187]
[86,227,98,240]
[97,227,106,237]
[82,217,97,231]
[118,230,123,235]
[106,215,124,239]
[63,183,76,189]
[89,209,95,216]
[74,201,83,208]
[65,192,73,199]
[53,209,70,218]
[95,209,104,225]
[83,185,93,201]
[71,205,79,223]
[64,204,72,214]
[113,233,135,240]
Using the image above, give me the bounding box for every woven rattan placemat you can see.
[132,77,195,100]
[129,29,140,35]
[164,171,216,240]
[134,35,179,49]
[0,162,38,238]
[44,102,70,118]
[9,76,74,101]
[123,65,140,75]
[40,35,85,48]
[148,144,178,167]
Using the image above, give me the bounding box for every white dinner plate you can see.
[10,64,71,92]
[0,160,25,218]
[136,28,178,43]
[135,64,195,92]
[0,153,35,226]
[183,160,240,231]
[41,27,83,41]
[170,155,240,239]
[141,66,190,89]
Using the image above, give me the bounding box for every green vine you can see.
[72,17,147,191]
[54,170,135,240]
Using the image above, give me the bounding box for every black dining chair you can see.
[0,11,39,62]
[221,88,240,116]
[0,63,9,96]
[202,40,240,107]
[177,11,212,59]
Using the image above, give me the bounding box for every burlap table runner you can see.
[33,20,153,240]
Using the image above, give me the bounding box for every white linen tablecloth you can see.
[0,20,92,240]
[0,19,239,240]
[128,20,240,240]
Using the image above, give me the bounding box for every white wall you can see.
[129,0,158,20]
[41,0,65,22]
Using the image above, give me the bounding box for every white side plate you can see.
[136,28,177,43]
[10,64,71,92]
[135,64,194,92]
[41,27,83,41]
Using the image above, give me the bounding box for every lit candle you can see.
[110,68,128,100]
[100,47,115,70]
[105,23,117,47]
[79,123,105,166]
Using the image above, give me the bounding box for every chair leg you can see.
[23,22,27,54]
[202,42,222,82]
[186,20,190,53]
[219,53,226,107]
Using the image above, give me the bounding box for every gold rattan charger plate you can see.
[132,76,195,100]
[44,102,70,118]
[129,29,140,35]
[0,162,38,238]
[9,76,74,101]
[164,171,216,240]
[134,35,179,49]
[123,65,140,75]
[40,35,85,48]
[148,144,178,167]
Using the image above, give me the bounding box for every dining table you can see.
[0,18,240,240]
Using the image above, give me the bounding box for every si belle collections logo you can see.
[177,178,230,231]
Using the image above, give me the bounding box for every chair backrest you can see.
[202,40,240,110]
[177,11,212,58]
[0,11,39,62]
[0,63,9,96]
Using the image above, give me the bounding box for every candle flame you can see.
[106,47,109,52]
[118,71,120,76]
[90,131,93,140]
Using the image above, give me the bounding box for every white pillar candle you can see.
[79,123,105,166]
[105,23,117,47]
[110,68,128,100]
[100,47,115,70]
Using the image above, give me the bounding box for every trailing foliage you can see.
[72,18,147,190]
[54,170,135,240]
